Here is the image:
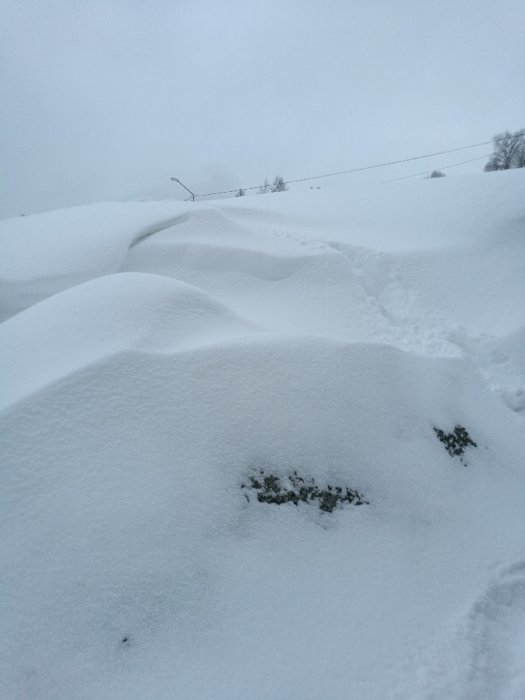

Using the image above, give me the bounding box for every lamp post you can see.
[170,177,196,202]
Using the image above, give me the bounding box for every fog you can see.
[1,0,524,217]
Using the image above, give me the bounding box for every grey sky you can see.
[1,0,524,217]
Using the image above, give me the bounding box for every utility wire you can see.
[381,154,491,183]
[179,133,523,201]
[194,138,495,199]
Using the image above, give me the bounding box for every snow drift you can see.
[1,169,525,699]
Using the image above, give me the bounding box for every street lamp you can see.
[170,177,196,202]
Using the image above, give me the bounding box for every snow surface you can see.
[1,169,525,699]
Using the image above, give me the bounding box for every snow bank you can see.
[1,169,525,699]
[0,272,256,409]
[0,202,197,282]
[0,201,192,320]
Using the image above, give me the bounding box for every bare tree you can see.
[485,130,525,171]
[235,188,245,197]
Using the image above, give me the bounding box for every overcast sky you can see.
[1,0,524,217]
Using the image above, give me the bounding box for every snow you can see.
[0,272,255,409]
[1,169,525,699]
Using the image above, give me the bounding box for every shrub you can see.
[242,469,368,512]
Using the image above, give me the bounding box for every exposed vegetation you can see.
[242,469,368,512]
[434,425,477,464]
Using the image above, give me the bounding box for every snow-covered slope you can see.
[1,170,524,699]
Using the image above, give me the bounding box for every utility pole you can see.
[170,177,196,201]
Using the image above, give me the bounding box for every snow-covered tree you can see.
[484,130,525,171]
[271,175,288,192]
[257,179,270,195]
[235,188,245,197]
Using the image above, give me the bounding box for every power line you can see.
[381,154,491,183]
[174,134,520,201]
[193,138,494,199]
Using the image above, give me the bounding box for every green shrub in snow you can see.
[242,470,368,512]
[434,425,477,464]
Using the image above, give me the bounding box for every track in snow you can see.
[423,560,525,700]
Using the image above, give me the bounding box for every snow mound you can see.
[1,331,524,699]
[0,272,256,409]
[0,201,194,320]
[0,202,196,282]
[0,202,314,320]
